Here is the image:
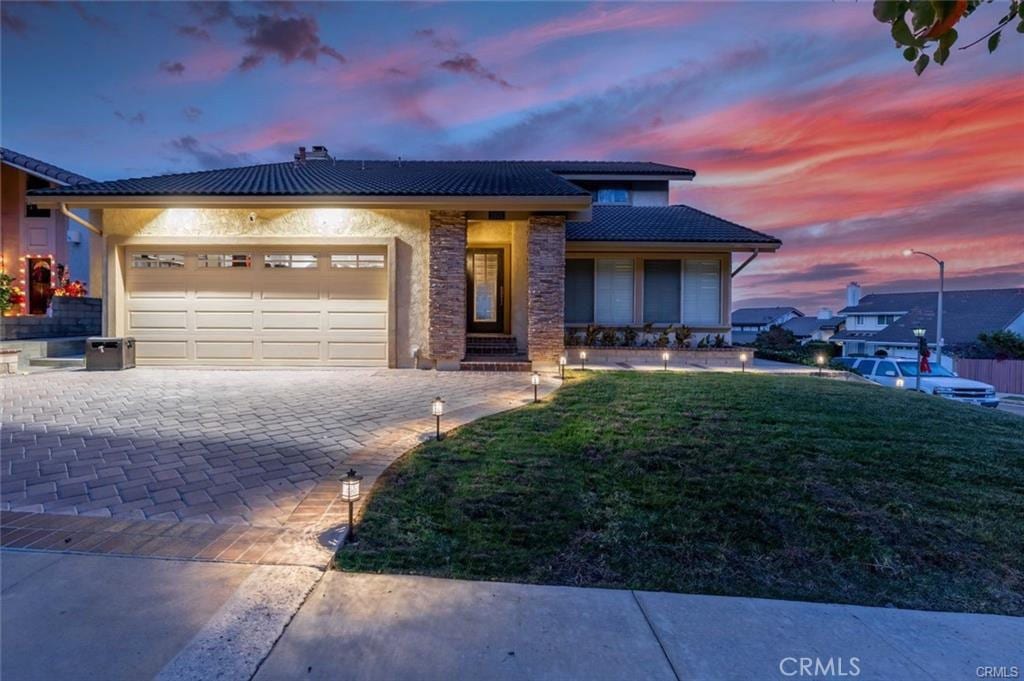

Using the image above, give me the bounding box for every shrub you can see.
[600,328,618,347]
[584,325,601,347]
[623,326,638,347]
[674,325,693,348]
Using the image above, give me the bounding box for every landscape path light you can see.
[896,377,905,389]
[816,354,825,377]
[341,468,363,544]
[662,351,670,371]
[739,352,748,373]
[432,396,445,440]
[558,355,567,380]
[579,350,587,371]
[531,371,540,403]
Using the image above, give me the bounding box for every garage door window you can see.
[265,254,318,269]
[198,254,251,268]
[331,254,385,269]
[132,254,184,269]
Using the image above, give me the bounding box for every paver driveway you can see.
[1,368,527,527]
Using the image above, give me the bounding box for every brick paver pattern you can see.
[1,368,526,528]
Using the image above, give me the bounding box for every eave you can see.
[565,240,781,253]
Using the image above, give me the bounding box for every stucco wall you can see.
[103,207,430,367]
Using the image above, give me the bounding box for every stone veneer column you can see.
[527,214,566,367]
[428,211,467,370]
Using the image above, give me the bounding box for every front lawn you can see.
[336,372,1024,615]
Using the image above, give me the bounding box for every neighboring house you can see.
[780,309,845,344]
[27,148,781,369]
[833,282,1024,370]
[1,147,99,309]
[730,306,803,345]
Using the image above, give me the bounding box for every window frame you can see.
[594,187,631,205]
[330,253,386,269]
[197,253,252,269]
[131,253,186,269]
[263,253,319,269]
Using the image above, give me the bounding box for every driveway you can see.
[1,368,552,564]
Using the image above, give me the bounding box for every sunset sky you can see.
[2,1,1021,311]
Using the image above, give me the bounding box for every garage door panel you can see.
[126,246,388,366]
[262,341,321,360]
[195,311,255,330]
[129,310,188,330]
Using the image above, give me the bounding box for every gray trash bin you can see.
[85,337,136,371]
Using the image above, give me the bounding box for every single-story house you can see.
[780,309,845,344]
[833,284,1024,370]
[26,147,781,369]
[730,306,803,345]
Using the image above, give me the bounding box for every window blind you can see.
[596,258,634,324]
[683,260,721,325]
[643,260,681,323]
[564,259,595,324]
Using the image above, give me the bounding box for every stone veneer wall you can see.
[428,211,467,370]
[102,208,431,367]
[0,297,102,340]
[526,215,566,366]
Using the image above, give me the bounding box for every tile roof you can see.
[27,159,693,199]
[730,306,803,325]
[839,291,935,314]
[566,205,781,245]
[781,315,845,336]
[1,147,94,186]
[835,288,1024,345]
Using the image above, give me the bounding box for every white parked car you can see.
[851,358,999,408]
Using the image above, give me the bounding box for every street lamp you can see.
[431,396,445,440]
[816,354,825,377]
[739,352,748,373]
[903,249,944,368]
[531,371,540,403]
[661,351,670,371]
[912,327,926,392]
[558,355,566,380]
[341,468,363,544]
[579,350,587,371]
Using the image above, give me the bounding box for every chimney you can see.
[817,307,833,320]
[294,146,307,162]
[308,145,331,160]
[846,282,861,308]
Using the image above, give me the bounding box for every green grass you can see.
[336,371,1024,615]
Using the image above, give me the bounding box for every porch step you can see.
[460,354,532,372]
[465,335,518,356]
[29,355,85,369]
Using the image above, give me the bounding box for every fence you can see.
[954,358,1024,394]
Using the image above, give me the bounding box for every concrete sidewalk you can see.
[257,572,1023,681]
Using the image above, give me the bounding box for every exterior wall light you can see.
[531,371,540,403]
[341,468,363,544]
[432,396,445,440]
[739,352,748,373]
[558,355,566,380]
[579,350,587,371]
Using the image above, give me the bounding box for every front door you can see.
[466,248,504,333]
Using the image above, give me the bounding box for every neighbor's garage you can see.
[124,246,388,366]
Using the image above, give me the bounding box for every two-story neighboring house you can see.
[833,282,1024,370]
[730,306,803,345]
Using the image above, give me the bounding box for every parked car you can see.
[851,358,999,408]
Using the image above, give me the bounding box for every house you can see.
[25,148,781,369]
[832,282,1024,370]
[730,306,803,345]
[780,308,845,344]
[1,147,99,313]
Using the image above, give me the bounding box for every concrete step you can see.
[29,355,85,368]
[0,337,89,370]
[461,355,532,372]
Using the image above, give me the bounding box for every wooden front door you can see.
[466,248,505,333]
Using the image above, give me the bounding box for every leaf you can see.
[874,0,903,22]
[914,53,930,75]
[934,44,949,64]
[904,46,920,60]
[892,17,921,46]
[1018,18,1024,33]
[910,1,936,31]
[1019,1,1024,20]
[988,30,1002,52]
[939,27,958,49]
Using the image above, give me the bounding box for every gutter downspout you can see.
[60,203,102,235]
[731,249,759,278]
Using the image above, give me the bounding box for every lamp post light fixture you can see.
[531,371,540,403]
[579,350,587,371]
[739,352,748,373]
[431,396,445,440]
[662,351,670,371]
[816,354,825,377]
[341,468,363,544]
[558,355,567,380]
[913,325,928,392]
[903,248,944,367]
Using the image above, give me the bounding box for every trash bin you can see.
[85,337,136,371]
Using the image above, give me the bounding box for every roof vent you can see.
[294,145,332,162]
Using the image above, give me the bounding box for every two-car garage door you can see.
[125,246,388,366]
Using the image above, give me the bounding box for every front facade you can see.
[29,150,781,369]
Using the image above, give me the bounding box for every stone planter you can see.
[0,349,20,375]
[564,346,746,367]
[0,296,101,340]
